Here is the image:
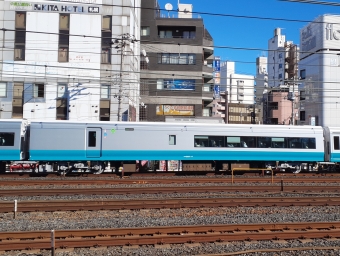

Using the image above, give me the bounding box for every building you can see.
[299,14,340,126]
[139,0,214,122]
[213,61,257,124]
[0,0,140,121]
[266,28,299,125]
[254,56,268,124]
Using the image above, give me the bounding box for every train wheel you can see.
[292,165,301,174]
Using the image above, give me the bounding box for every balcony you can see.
[202,64,213,74]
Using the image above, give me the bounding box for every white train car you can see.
[27,121,325,173]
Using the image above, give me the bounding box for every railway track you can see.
[1,196,339,212]
[0,185,340,197]
[0,177,340,186]
[1,222,340,252]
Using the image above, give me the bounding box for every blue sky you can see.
[157,0,339,76]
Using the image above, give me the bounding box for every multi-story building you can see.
[298,14,340,126]
[213,61,256,124]
[0,0,140,121]
[139,0,214,121]
[254,56,268,124]
[266,28,299,125]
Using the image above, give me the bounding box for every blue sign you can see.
[214,85,220,99]
[213,59,220,72]
[163,79,195,90]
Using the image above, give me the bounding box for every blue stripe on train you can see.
[330,153,340,162]
[0,150,22,160]
[30,150,325,161]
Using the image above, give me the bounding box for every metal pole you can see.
[51,230,55,256]
[117,42,124,121]
[224,91,228,124]
[14,199,17,219]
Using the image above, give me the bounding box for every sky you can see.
[156,0,340,76]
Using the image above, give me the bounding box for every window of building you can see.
[140,55,149,70]
[58,47,68,62]
[169,135,176,145]
[59,14,69,63]
[300,69,306,79]
[59,14,69,30]
[102,16,111,30]
[56,99,67,120]
[99,99,110,121]
[57,84,67,98]
[101,48,111,64]
[0,133,15,146]
[141,26,150,36]
[12,83,23,118]
[101,17,112,64]
[0,82,6,97]
[101,84,110,99]
[278,53,282,58]
[300,90,306,101]
[159,30,172,38]
[279,63,282,69]
[140,79,149,95]
[15,12,26,61]
[33,83,45,98]
[183,31,195,39]
[278,73,282,79]
[158,53,196,65]
[300,111,306,121]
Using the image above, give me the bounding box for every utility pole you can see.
[112,33,137,121]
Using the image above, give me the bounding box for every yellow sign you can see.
[156,105,194,116]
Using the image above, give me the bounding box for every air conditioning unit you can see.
[14,48,24,60]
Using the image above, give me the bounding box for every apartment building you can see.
[139,0,214,121]
[0,0,140,121]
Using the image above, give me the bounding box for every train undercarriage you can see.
[1,160,340,175]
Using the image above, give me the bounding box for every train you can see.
[1,119,340,174]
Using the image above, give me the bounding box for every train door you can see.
[86,128,102,158]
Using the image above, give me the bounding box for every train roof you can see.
[27,120,324,131]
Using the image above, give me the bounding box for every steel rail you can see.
[1,177,340,186]
[0,222,340,251]
[0,185,340,197]
[0,197,339,212]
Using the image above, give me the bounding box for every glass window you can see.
[0,82,6,97]
[101,84,110,99]
[169,135,176,145]
[301,138,316,149]
[102,16,111,30]
[272,137,285,148]
[170,54,178,64]
[334,136,339,150]
[300,111,306,121]
[194,136,208,147]
[258,137,271,148]
[34,84,44,98]
[0,133,15,146]
[300,91,306,101]
[300,69,306,79]
[188,54,196,64]
[57,84,67,98]
[15,12,26,29]
[287,138,302,148]
[226,137,241,147]
[88,131,96,147]
[241,137,256,148]
[59,14,70,30]
[209,136,224,147]
[161,53,170,64]
[141,26,150,36]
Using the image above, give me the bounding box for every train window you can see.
[287,138,302,148]
[88,131,96,147]
[0,133,15,146]
[169,135,176,145]
[257,137,271,148]
[334,136,340,150]
[301,138,316,149]
[208,136,224,147]
[194,136,208,147]
[240,137,256,148]
[272,138,285,148]
[226,137,241,147]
